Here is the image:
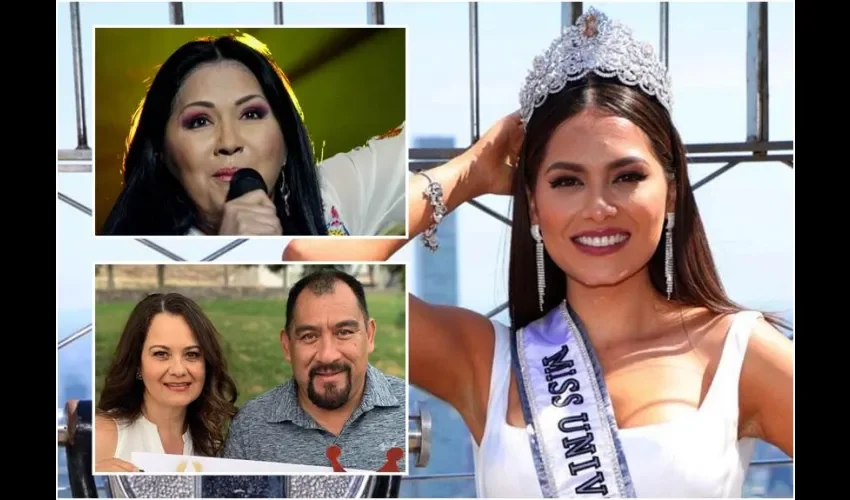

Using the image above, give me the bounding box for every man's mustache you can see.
[309,362,351,378]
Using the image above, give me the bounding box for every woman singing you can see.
[100,33,405,237]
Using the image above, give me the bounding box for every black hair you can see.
[101,34,328,236]
[285,269,370,331]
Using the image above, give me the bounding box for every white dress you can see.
[318,123,407,236]
[113,415,194,463]
[472,311,762,498]
[186,123,406,237]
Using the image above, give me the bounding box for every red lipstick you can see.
[571,227,631,256]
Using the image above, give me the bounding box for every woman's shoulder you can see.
[490,318,511,335]
[676,307,783,394]
[675,307,741,355]
[95,413,119,434]
[687,307,768,347]
[317,123,407,236]
[96,411,141,434]
[319,122,406,172]
[350,123,407,156]
[94,413,121,460]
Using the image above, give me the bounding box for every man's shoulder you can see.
[370,367,407,405]
[383,372,407,394]
[231,384,286,427]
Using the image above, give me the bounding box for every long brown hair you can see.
[509,75,790,333]
[96,293,238,457]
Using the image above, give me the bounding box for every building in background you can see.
[404,135,477,498]
[59,3,794,497]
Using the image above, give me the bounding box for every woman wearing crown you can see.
[283,8,793,497]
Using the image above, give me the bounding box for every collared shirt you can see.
[223,364,407,472]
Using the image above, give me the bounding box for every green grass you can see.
[94,293,406,408]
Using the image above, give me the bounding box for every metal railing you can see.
[55,400,800,489]
[58,400,429,497]
[57,0,794,492]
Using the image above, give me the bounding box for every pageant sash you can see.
[511,302,636,497]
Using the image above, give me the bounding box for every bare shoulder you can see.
[678,307,737,360]
[741,315,793,391]
[94,414,119,461]
[738,315,794,455]
[686,308,791,378]
[95,413,118,435]
[749,314,793,350]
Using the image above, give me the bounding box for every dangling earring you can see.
[136,371,142,380]
[279,163,291,216]
[531,224,545,312]
[665,212,675,300]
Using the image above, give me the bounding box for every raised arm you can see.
[283,159,478,261]
[283,112,524,435]
[283,112,523,262]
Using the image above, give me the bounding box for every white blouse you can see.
[113,415,194,463]
[319,123,407,236]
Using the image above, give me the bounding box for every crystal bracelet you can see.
[417,171,446,252]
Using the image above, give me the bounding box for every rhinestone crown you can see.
[519,7,673,128]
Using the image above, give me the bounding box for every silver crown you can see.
[519,7,673,128]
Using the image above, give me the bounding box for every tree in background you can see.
[94,265,116,289]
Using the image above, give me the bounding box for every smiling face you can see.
[139,312,206,409]
[164,60,287,225]
[282,282,376,411]
[529,108,675,288]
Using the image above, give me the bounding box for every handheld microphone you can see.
[226,168,268,202]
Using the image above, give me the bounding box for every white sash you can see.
[511,301,636,497]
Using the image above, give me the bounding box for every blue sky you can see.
[57,1,795,396]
